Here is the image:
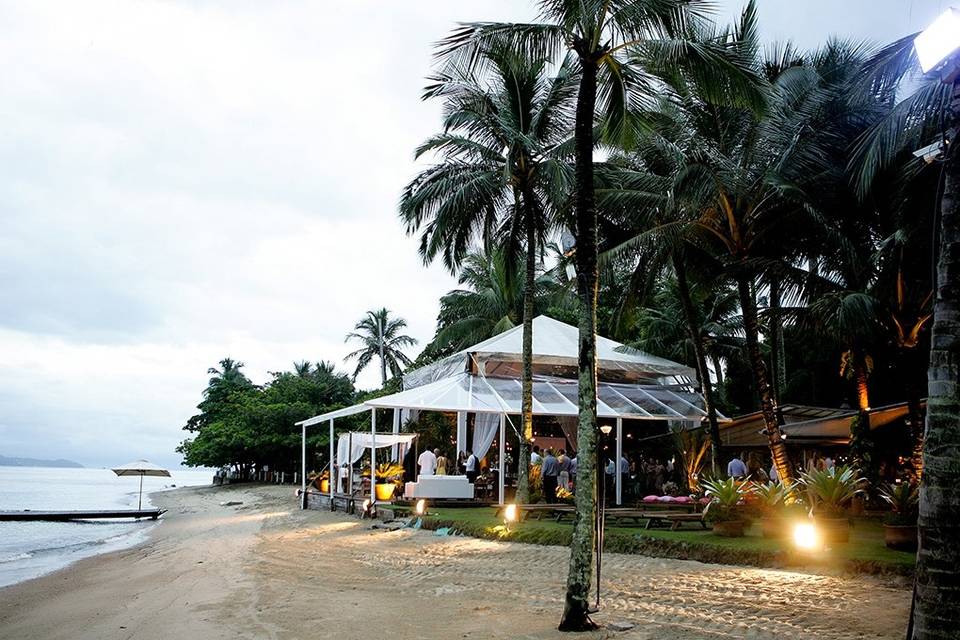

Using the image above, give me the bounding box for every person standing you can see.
[557,449,571,490]
[727,452,748,479]
[417,448,437,477]
[619,453,630,500]
[436,450,448,475]
[530,445,543,465]
[465,449,479,483]
[541,449,559,502]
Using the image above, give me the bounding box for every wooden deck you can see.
[0,509,166,522]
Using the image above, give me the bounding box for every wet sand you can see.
[0,484,911,639]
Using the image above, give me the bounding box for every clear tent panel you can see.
[644,388,707,417]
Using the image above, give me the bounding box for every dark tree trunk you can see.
[902,346,927,483]
[909,118,960,639]
[768,276,786,406]
[516,188,537,504]
[559,54,599,633]
[673,254,722,470]
[736,273,793,483]
[712,354,725,388]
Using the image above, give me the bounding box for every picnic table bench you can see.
[493,503,575,521]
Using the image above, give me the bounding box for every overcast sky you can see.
[0,0,946,468]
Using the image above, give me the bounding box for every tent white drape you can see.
[336,432,416,466]
[473,413,500,460]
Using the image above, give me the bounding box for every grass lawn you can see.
[415,506,915,576]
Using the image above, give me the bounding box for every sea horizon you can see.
[0,466,212,588]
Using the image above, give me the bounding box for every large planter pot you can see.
[319,479,330,493]
[814,516,850,544]
[713,520,746,537]
[760,516,786,539]
[375,483,396,501]
[884,524,918,551]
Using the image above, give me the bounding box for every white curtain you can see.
[457,412,468,455]
[336,433,416,466]
[473,413,500,460]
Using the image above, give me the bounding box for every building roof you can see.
[719,401,922,447]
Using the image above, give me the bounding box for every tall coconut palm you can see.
[344,309,417,386]
[400,46,575,504]
[848,33,960,638]
[436,3,767,627]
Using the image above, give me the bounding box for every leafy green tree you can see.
[344,308,417,386]
[401,45,575,503]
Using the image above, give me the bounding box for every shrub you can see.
[880,482,918,526]
[702,477,753,523]
[800,465,865,517]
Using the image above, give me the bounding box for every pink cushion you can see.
[674,496,693,504]
[657,496,674,503]
[699,497,712,505]
[643,495,659,503]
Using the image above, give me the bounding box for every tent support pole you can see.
[391,408,400,461]
[615,417,623,506]
[301,422,307,509]
[138,474,143,511]
[371,410,377,503]
[456,411,466,459]
[329,418,335,506]
[498,414,506,505]
[348,432,353,507]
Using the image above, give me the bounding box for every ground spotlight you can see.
[793,522,820,550]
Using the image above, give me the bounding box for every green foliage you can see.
[702,477,753,523]
[344,308,417,385]
[880,482,918,526]
[752,481,798,516]
[800,465,865,517]
[177,358,356,474]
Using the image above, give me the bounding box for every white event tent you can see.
[297,316,720,506]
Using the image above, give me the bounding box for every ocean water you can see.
[0,466,212,588]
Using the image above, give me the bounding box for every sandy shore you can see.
[0,484,911,639]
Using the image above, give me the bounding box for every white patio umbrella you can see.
[112,460,171,510]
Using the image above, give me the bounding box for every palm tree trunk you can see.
[673,254,722,470]
[516,192,537,504]
[559,54,599,632]
[768,276,786,406]
[909,122,960,639]
[712,354,725,387]
[736,273,793,483]
[379,319,387,387]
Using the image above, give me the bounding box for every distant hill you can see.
[0,455,84,468]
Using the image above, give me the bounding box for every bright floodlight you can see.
[504,503,518,523]
[793,523,820,550]
[415,499,427,516]
[915,8,960,73]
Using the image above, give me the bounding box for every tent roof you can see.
[403,316,694,388]
[300,372,722,426]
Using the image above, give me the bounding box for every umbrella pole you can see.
[139,474,143,510]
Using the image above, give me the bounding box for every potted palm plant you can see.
[308,470,330,493]
[702,477,753,537]
[800,465,865,544]
[879,482,918,550]
[753,481,798,538]
[373,463,404,501]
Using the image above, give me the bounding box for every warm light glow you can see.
[915,8,960,73]
[503,503,518,523]
[415,499,427,516]
[793,523,820,550]
[600,425,613,435]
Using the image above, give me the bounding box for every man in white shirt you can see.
[530,446,543,465]
[417,448,437,477]
[727,452,748,479]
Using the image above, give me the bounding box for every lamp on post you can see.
[592,423,613,611]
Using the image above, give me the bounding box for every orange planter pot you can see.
[375,483,396,501]
[319,479,330,493]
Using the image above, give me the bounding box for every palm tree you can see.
[847,33,960,637]
[426,249,562,355]
[400,46,575,504]
[344,309,417,386]
[435,3,766,627]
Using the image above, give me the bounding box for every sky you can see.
[0,0,947,468]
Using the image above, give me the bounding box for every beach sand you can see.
[0,484,911,639]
